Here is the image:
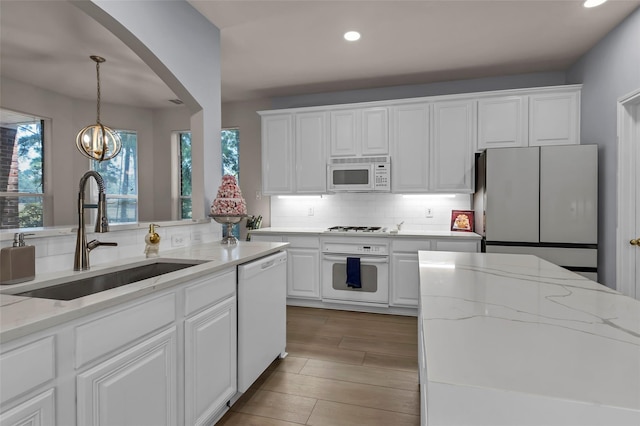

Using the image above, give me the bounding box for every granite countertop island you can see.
[418,251,640,426]
[0,241,288,343]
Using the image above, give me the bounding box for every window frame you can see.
[0,109,52,229]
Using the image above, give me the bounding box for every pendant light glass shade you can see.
[75,56,121,162]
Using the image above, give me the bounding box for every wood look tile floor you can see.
[217,306,420,426]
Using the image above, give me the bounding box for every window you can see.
[91,130,138,224]
[0,109,45,229]
[175,129,240,224]
[178,132,192,219]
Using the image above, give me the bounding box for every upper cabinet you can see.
[260,85,581,195]
[295,111,328,193]
[261,113,294,194]
[330,107,388,157]
[391,103,430,193]
[477,95,528,150]
[431,100,476,193]
[529,90,580,146]
[260,111,328,195]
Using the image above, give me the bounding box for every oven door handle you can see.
[323,255,389,264]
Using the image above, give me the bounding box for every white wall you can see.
[271,193,471,232]
[0,76,176,225]
[567,7,640,289]
[222,99,272,240]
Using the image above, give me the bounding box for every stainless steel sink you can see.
[17,261,203,301]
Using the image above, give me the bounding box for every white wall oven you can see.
[321,238,389,306]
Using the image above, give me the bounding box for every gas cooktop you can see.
[326,226,387,233]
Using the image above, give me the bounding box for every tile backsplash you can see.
[271,193,472,231]
[0,221,221,275]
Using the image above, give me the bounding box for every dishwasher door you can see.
[237,250,287,392]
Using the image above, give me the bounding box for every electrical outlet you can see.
[425,207,434,218]
[308,207,314,216]
[255,190,262,200]
[191,231,202,243]
[171,233,189,247]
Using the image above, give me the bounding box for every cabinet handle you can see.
[630,238,640,246]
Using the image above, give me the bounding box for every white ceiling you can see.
[1,0,639,109]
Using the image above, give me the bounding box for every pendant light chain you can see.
[95,59,101,124]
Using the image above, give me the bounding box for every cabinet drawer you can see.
[392,239,432,252]
[75,293,176,368]
[184,269,236,317]
[0,337,55,404]
[286,236,320,249]
[434,240,480,252]
[250,234,284,243]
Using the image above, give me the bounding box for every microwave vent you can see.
[330,156,389,164]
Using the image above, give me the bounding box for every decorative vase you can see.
[210,214,246,245]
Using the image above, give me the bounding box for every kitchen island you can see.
[418,251,640,425]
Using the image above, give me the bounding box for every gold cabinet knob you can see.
[631,238,640,246]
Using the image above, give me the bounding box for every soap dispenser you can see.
[144,223,161,258]
[1,233,35,285]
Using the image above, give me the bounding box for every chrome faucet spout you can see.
[74,171,117,271]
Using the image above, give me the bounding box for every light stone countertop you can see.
[250,227,482,239]
[0,241,288,343]
[418,251,640,425]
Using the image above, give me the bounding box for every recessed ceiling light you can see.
[344,31,361,41]
[583,0,607,8]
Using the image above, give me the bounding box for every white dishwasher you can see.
[237,250,288,393]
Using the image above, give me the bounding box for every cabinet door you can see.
[77,328,177,426]
[262,114,294,194]
[390,253,419,307]
[0,389,55,426]
[287,247,321,299]
[431,100,475,193]
[391,103,430,193]
[330,109,359,157]
[184,297,236,426]
[361,107,389,155]
[296,111,328,193]
[529,91,579,146]
[477,96,528,150]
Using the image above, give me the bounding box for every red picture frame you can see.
[450,210,474,232]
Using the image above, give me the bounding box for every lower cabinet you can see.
[391,238,480,307]
[251,234,321,300]
[0,389,55,426]
[77,327,178,426]
[287,247,321,299]
[1,267,240,426]
[184,297,236,426]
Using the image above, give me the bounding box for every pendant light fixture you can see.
[75,55,121,162]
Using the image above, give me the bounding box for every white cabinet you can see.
[287,248,321,299]
[391,103,430,193]
[391,238,479,307]
[295,111,328,193]
[477,95,528,150]
[330,107,388,157]
[261,113,294,194]
[0,389,55,426]
[77,327,178,426]
[249,234,320,300]
[431,100,476,193]
[529,90,579,146]
[0,337,56,426]
[184,297,236,426]
[261,112,327,195]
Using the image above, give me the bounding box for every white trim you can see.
[616,88,640,298]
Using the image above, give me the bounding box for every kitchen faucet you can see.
[74,171,117,271]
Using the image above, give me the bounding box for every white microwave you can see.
[327,156,391,192]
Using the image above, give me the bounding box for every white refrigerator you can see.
[474,145,598,281]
